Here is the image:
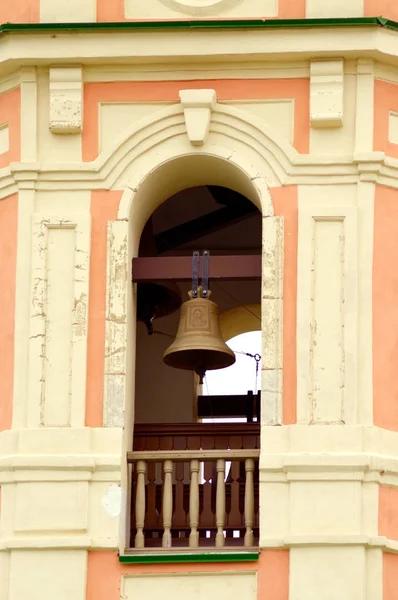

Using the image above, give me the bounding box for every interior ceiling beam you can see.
[155,200,257,254]
[132,255,261,282]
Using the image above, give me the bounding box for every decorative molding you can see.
[310,59,344,128]
[27,214,91,429]
[297,202,358,425]
[179,89,216,146]
[103,220,129,428]
[0,534,398,553]
[49,67,83,134]
[2,26,398,78]
[3,104,398,196]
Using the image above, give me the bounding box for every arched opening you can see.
[110,149,282,554]
[130,179,262,549]
[134,186,262,425]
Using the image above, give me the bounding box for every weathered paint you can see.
[86,550,288,600]
[0,194,18,431]
[0,0,39,23]
[83,79,310,160]
[86,191,122,427]
[373,186,398,431]
[272,186,298,425]
[0,88,21,169]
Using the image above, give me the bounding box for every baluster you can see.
[134,460,146,549]
[189,459,200,548]
[162,459,173,548]
[244,458,255,547]
[173,462,186,535]
[215,458,226,548]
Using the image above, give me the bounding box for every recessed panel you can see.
[15,482,88,533]
[306,0,363,17]
[221,100,294,145]
[123,572,257,600]
[99,102,173,153]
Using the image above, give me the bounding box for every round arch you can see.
[103,108,287,550]
[117,147,274,257]
[219,304,261,343]
[103,108,286,546]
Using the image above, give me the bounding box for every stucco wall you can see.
[1,21,398,600]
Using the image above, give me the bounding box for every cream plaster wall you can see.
[220,99,294,145]
[40,0,96,22]
[306,0,364,17]
[290,547,365,600]
[8,550,87,600]
[99,102,173,153]
[309,73,356,154]
[122,572,257,600]
[297,185,358,425]
[99,99,294,153]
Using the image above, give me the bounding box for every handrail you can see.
[128,449,260,461]
[133,422,260,435]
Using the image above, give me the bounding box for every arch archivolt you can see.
[99,95,286,441]
[92,100,296,193]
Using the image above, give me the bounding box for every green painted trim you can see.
[119,551,260,564]
[0,16,396,35]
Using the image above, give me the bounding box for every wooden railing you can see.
[132,422,260,452]
[128,423,260,550]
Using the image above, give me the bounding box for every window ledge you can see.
[120,550,260,564]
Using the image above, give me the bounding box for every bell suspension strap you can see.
[191,250,199,298]
[202,250,210,298]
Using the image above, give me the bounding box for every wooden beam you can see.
[155,202,257,254]
[132,254,261,282]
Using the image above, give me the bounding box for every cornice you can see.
[2,21,398,74]
[0,17,391,35]
[3,152,398,197]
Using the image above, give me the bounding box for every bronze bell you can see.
[137,281,182,334]
[163,290,235,382]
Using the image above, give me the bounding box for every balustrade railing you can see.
[127,424,260,551]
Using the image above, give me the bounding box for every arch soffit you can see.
[219,304,262,343]
[92,100,298,195]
